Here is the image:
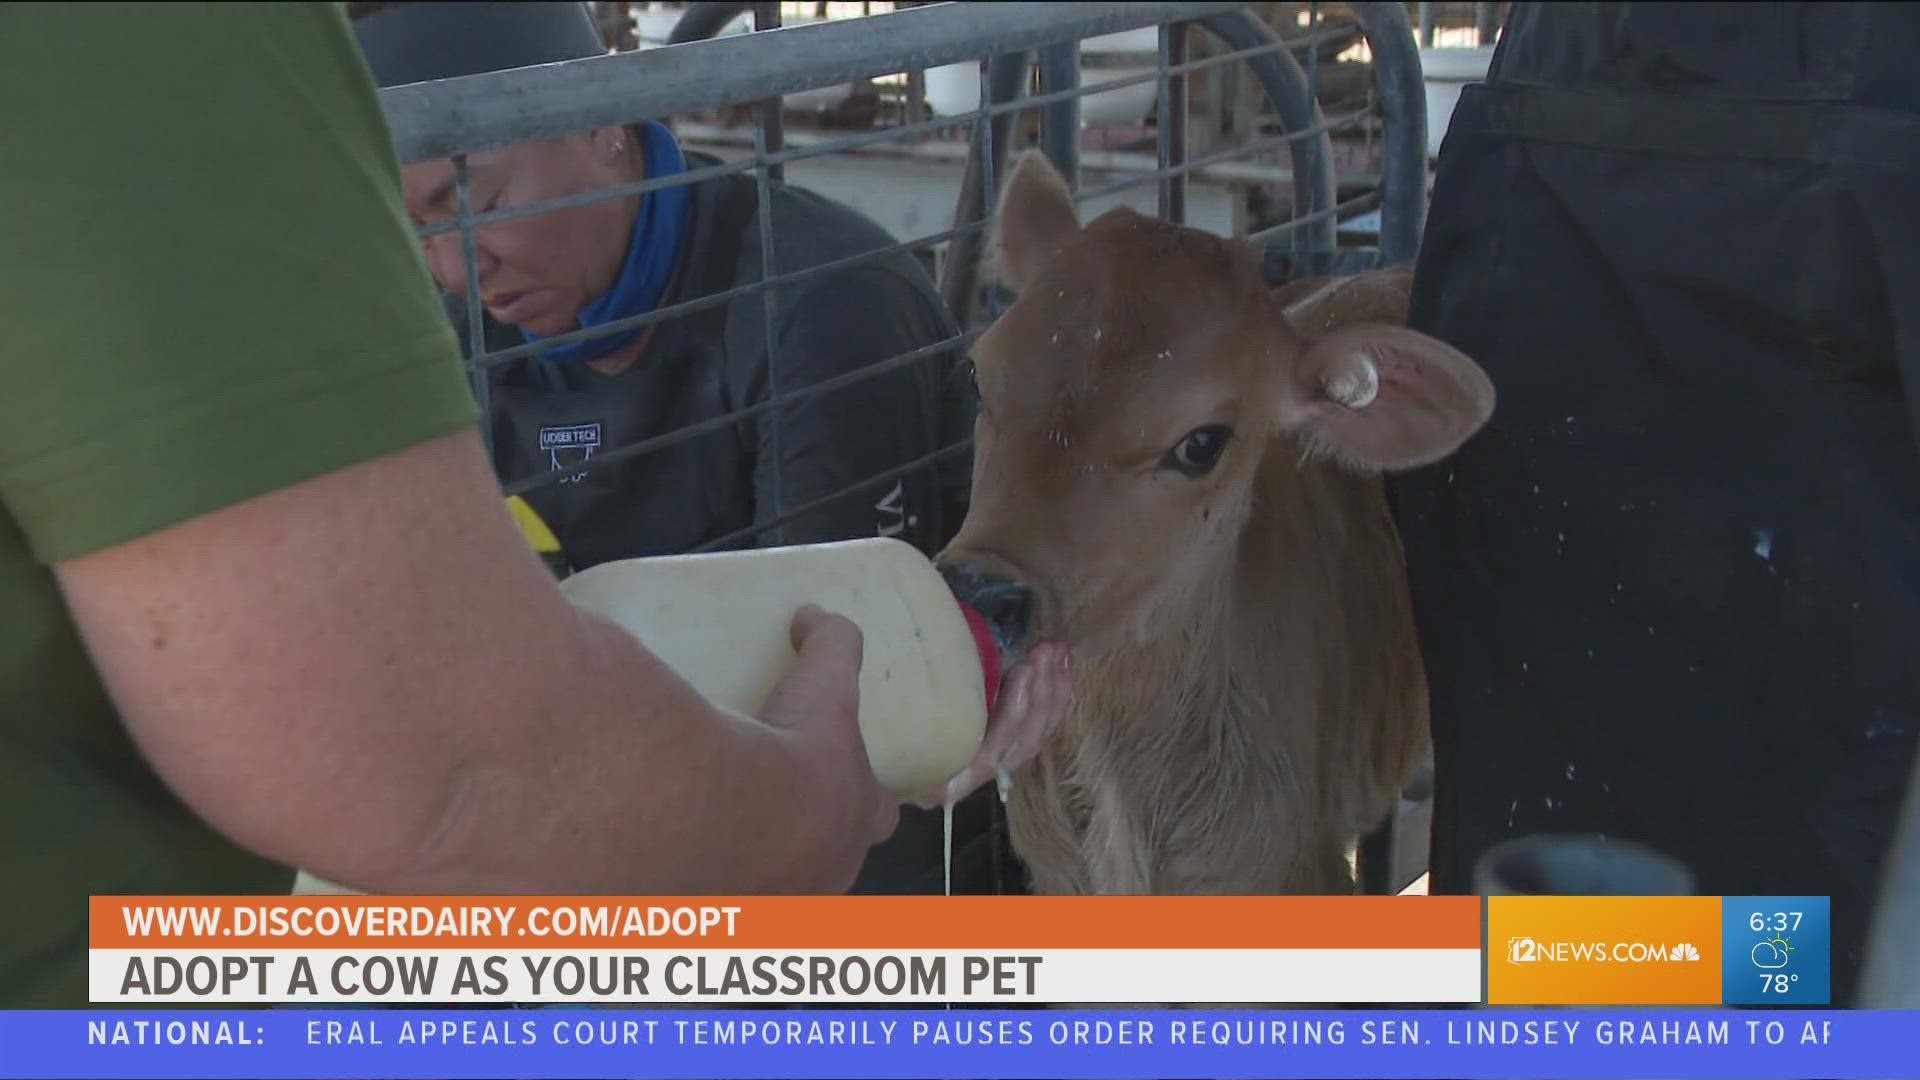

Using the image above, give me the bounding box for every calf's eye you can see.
[1162,424,1233,477]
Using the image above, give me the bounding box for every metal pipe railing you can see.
[940,50,1032,327]
[1156,20,1189,225]
[1194,9,1337,260]
[379,1,1246,163]
[406,1,1424,509]
[418,33,1358,381]
[460,89,1345,383]
[404,18,1363,244]
[1347,2,1427,266]
[386,0,1445,903]
[666,2,790,182]
[1037,40,1083,188]
[751,4,787,184]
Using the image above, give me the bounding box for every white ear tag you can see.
[1325,355,1380,409]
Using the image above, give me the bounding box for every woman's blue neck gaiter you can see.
[521,119,691,364]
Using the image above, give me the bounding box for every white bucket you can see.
[1419,45,1496,159]
[926,27,1162,128]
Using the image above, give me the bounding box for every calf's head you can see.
[938,152,1493,658]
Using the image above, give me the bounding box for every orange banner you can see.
[91,895,1481,951]
[1486,896,1722,1005]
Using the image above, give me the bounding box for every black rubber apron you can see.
[1389,9,1920,1006]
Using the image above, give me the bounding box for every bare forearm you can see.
[57,430,839,895]
[382,609,834,894]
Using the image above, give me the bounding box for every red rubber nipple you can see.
[956,599,1003,713]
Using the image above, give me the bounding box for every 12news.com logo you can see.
[1506,936,1701,964]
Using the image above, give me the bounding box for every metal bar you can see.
[1037,40,1080,187]
[751,3,786,183]
[1476,0,1500,46]
[905,66,926,129]
[943,54,995,322]
[452,154,492,461]
[1194,10,1337,261]
[1346,2,1429,266]
[1307,1,1321,116]
[1418,0,1435,47]
[1306,1,1324,250]
[500,329,987,498]
[382,1,1248,163]
[409,28,1348,241]
[940,50,1031,325]
[978,55,1003,212]
[1156,21,1188,224]
[1858,751,1920,1006]
[1243,187,1381,248]
[752,110,786,537]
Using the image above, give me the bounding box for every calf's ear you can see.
[1278,265,1415,335]
[992,151,1082,293]
[1276,324,1494,472]
[1267,274,1335,313]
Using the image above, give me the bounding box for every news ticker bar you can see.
[87,894,1832,1006]
[5,1008,1904,1080]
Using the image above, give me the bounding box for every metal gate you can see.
[374,0,1435,897]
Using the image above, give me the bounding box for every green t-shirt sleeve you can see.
[0,2,479,563]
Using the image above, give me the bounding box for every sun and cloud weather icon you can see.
[1751,934,1794,970]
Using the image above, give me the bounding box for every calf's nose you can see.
[935,558,1034,658]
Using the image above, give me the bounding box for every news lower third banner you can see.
[15,893,1894,1079]
[86,894,1833,1007]
[88,896,1484,1005]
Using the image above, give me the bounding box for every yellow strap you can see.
[506,495,562,554]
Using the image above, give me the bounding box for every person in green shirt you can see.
[0,2,1071,1009]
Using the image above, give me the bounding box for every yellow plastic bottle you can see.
[557,535,1002,798]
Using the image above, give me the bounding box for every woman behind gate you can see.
[351,1,1016,897]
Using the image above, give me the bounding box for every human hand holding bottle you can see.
[758,604,1073,888]
[754,604,900,892]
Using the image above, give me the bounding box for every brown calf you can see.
[937,152,1494,895]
